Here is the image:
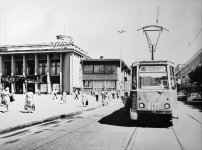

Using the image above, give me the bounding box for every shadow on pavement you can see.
[19,110,30,113]
[178,100,202,111]
[98,107,173,128]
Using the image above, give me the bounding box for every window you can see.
[26,54,35,60]
[139,65,169,90]
[51,54,60,59]
[94,81,104,88]
[94,65,104,73]
[106,81,116,88]
[39,62,47,75]
[38,54,47,60]
[15,63,23,75]
[83,81,93,88]
[27,60,35,75]
[83,65,93,74]
[51,62,60,75]
[105,65,116,74]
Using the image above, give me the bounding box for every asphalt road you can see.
[0,100,201,150]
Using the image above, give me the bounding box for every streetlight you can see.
[118,30,126,90]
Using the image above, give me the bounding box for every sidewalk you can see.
[0,94,103,134]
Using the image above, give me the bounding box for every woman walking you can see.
[2,87,11,112]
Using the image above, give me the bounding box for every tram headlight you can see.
[164,103,170,109]
[139,103,145,108]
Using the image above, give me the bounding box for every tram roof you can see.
[131,60,175,67]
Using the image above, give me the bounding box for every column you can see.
[47,54,51,94]
[11,55,15,93]
[62,53,71,94]
[104,81,106,90]
[35,54,38,93]
[23,54,26,93]
[60,53,63,93]
[0,55,2,88]
[92,81,95,91]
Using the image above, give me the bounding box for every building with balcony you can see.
[0,35,90,94]
[82,58,131,94]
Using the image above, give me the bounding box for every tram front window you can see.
[139,72,168,89]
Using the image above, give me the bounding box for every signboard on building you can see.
[40,84,47,92]
[53,84,60,92]
[51,35,73,48]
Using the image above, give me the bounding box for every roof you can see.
[0,43,90,59]
[0,35,90,59]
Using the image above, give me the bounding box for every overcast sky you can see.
[0,0,201,66]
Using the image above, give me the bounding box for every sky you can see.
[0,0,201,67]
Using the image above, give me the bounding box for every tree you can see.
[188,65,202,87]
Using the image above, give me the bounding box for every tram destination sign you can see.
[140,66,166,72]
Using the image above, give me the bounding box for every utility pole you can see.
[118,30,126,90]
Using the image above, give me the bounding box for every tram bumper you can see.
[130,109,173,120]
[137,110,172,115]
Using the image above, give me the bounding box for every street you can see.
[0,100,201,150]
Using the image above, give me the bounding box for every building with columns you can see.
[0,35,90,94]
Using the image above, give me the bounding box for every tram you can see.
[127,60,177,120]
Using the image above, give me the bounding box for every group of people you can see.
[90,89,124,106]
[74,89,89,107]
[0,87,35,113]
[52,89,67,103]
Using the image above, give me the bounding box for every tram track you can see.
[123,127,138,150]
[186,113,202,124]
[18,119,94,150]
[171,127,186,150]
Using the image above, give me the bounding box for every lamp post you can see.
[118,30,126,91]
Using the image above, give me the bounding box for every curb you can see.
[0,104,102,135]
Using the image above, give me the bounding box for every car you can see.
[177,92,186,101]
[187,93,202,103]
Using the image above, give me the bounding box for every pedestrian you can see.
[2,87,11,112]
[120,90,125,103]
[123,91,130,111]
[37,88,40,95]
[112,90,115,99]
[102,91,108,106]
[95,90,99,102]
[117,90,120,99]
[61,91,67,103]
[53,89,58,100]
[81,91,88,107]
[25,90,35,113]
[101,90,105,102]
[123,91,130,104]
[74,89,79,100]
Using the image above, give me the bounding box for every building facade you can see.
[0,35,90,94]
[175,48,202,92]
[82,58,131,94]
